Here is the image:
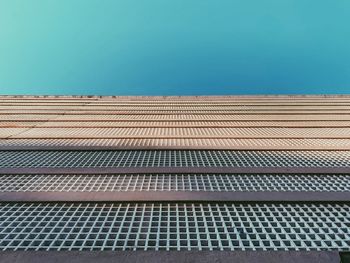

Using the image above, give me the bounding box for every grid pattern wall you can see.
[5,127,350,139]
[3,121,350,128]
[0,202,349,251]
[2,138,350,150]
[3,105,350,110]
[3,110,349,114]
[1,174,349,192]
[1,150,350,168]
[1,96,350,255]
[3,114,350,121]
[3,101,350,105]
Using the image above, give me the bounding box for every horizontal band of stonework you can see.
[0,167,349,175]
[0,251,341,263]
[1,191,349,202]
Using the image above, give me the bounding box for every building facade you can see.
[0,95,349,262]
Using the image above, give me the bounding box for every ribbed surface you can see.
[1,150,350,168]
[0,174,349,192]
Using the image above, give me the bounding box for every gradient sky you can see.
[0,0,349,95]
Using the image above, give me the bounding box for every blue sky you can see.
[0,0,349,95]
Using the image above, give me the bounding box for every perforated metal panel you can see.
[1,150,350,168]
[0,202,349,251]
[0,174,349,192]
